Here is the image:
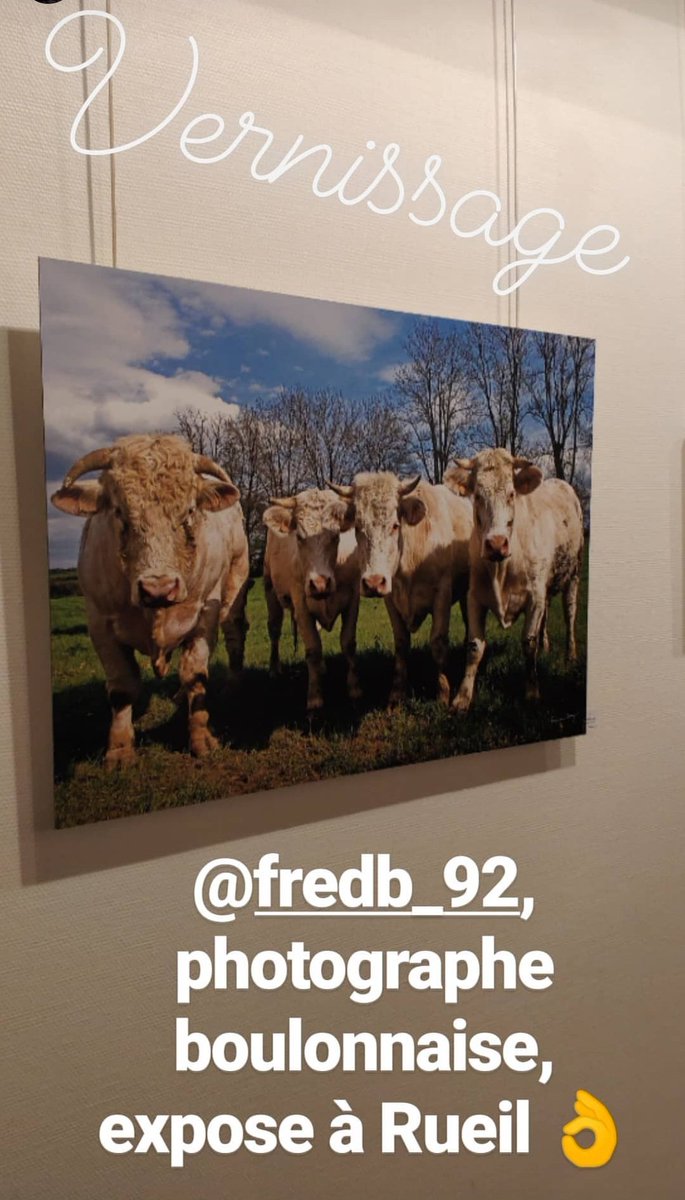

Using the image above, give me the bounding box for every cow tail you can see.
[291,610,299,654]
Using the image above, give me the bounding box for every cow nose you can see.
[363,573,389,597]
[484,535,510,560]
[308,574,333,596]
[138,574,181,604]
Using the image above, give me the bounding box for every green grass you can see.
[50,557,588,827]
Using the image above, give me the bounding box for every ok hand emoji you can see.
[561,1089,618,1168]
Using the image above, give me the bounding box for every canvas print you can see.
[41,259,594,827]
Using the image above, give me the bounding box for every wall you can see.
[1,1,683,1196]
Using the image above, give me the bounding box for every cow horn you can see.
[194,455,229,482]
[62,447,113,487]
[399,474,421,496]
[327,480,354,498]
[269,495,297,509]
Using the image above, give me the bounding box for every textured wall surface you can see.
[0,1,684,1196]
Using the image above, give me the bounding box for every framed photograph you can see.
[41,259,594,827]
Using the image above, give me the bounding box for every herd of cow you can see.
[51,433,584,769]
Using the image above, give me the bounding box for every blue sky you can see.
[39,259,443,566]
[155,287,414,408]
[40,259,592,567]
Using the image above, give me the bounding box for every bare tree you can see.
[464,322,531,454]
[230,406,268,556]
[175,407,226,461]
[299,389,359,487]
[353,392,414,475]
[567,336,595,485]
[251,389,310,498]
[528,333,594,484]
[394,319,472,483]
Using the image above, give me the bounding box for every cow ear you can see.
[443,463,474,496]
[399,496,426,526]
[51,481,102,516]
[263,505,295,536]
[197,479,240,511]
[514,464,543,495]
[332,500,356,532]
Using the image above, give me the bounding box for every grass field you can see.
[50,555,588,827]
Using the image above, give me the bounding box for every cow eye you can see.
[392,522,400,533]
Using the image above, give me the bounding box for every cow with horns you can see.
[262,488,361,713]
[51,434,250,766]
[443,448,584,712]
[328,472,473,706]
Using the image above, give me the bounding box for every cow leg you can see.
[265,576,285,676]
[522,597,545,701]
[107,648,140,768]
[539,600,550,654]
[88,616,141,769]
[385,596,411,706]
[179,601,222,757]
[340,591,362,702]
[221,572,250,678]
[224,611,249,676]
[459,595,469,647]
[563,575,579,662]
[431,583,453,706]
[179,632,220,757]
[295,601,325,713]
[452,593,487,715]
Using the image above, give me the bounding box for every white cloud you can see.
[40,260,243,566]
[40,260,234,465]
[171,278,398,363]
[246,380,281,398]
[376,362,402,384]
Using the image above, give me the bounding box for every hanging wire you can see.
[503,0,520,330]
[509,0,520,328]
[77,0,96,264]
[105,0,118,267]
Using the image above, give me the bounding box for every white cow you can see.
[329,472,473,706]
[263,488,361,713]
[51,435,250,765]
[444,448,584,712]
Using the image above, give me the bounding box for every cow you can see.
[328,472,473,706]
[443,448,584,713]
[51,434,250,766]
[262,488,361,714]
